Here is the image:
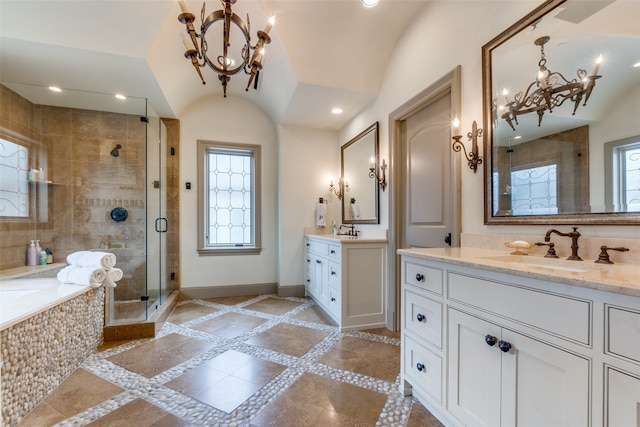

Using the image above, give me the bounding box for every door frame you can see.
[387,66,462,330]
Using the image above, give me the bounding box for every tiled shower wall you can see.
[0,85,180,300]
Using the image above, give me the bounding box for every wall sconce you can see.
[329,178,349,200]
[369,157,387,191]
[452,118,483,173]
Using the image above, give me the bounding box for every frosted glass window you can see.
[0,138,29,217]
[197,140,262,255]
[511,164,558,216]
[622,145,640,211]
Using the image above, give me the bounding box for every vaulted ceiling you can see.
[0,0,427,129]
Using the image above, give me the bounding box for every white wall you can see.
[278,125,339,287]
[340,0,640,242]
[179,95,279,288]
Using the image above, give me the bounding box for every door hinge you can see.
[171,272,175,281]
[140,295,149,301]
[444,232,452,246]
[140,116,149,123]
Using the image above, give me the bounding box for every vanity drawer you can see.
[328,244,341,260]
[404,288,442,348]
[306,238,328,255]
[607,306,640,364]
[448,272,591,345]
[404,261,443,295]
[328,261,341,286]
[403,334,442,403]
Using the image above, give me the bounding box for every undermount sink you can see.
[478,255,601,273]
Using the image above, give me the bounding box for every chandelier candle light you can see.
[178,0,275,97]
[497,35,602,131]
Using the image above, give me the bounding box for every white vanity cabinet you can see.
[399,248,640,427]
[304,235,387,330]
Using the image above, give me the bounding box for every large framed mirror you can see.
[341,122,379,224]
[483,0,640,224]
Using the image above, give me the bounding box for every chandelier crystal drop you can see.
[495,36,602,131]
[177,0,275,97]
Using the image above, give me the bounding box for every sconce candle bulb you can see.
[329,178,349,200]
[452,120,483,173]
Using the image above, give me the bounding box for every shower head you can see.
[110,144,122,157]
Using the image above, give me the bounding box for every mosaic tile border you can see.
[54,295,418,426]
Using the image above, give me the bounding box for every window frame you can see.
[197,140,262,255]
[605,135,640,212]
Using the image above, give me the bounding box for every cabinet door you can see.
[501,329,590,427]
[309,256,326,299]
[607,368,640,427]
[448,309,502,427]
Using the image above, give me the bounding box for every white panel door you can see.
[402,93,454,249]
[448,309,502,427]
[501,329,590,427]
[607,368,640,427]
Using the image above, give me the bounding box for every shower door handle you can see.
[155,218,168,233]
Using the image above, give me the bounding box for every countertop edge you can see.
[397,247,640,299]
[305,234,388,244]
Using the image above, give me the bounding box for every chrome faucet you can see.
[544,227,582,261]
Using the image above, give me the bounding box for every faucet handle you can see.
[535,242,559,258]
[595,246,629,264]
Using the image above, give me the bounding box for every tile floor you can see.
[17,295,444,427]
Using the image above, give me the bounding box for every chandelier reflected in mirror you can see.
[495,35,603,131]
[178,0,275,97]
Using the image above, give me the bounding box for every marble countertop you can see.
[397,247,640,298]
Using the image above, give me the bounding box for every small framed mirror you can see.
[483,0,640,225]
[341,122,379,224]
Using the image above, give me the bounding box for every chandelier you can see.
[178,0,275,97]
[496,36,602,131]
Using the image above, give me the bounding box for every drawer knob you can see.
[416,313,425,322]
[485,335,497,347]
[331,270,336,276]
[330,249,336,254]
[316,260,321,264]
[331,297,336,302]
[416,362,425,372]
[415,273,425,282]
[498,340,512,353]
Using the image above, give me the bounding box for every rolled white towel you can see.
[57,265,107,288]
[67,251,116,270]
[104,268,123,288]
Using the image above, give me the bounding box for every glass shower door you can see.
[145,102,170,317]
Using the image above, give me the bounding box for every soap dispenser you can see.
[26,240,37,266]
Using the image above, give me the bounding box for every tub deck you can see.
[0,276,95,330]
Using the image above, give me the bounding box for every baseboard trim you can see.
[179,283,277,300]
[277,284,306,297]
[179,283,306,300]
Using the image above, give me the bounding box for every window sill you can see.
[197,247,262,256]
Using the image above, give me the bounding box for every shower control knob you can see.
[416,313,425,322]
[415,273,425,282]
[416,363,425,372]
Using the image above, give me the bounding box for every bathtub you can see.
[0,274,104,426]
[0,277,95,331]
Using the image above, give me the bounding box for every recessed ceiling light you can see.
[331,107,343,115]
[361,0,379,8]
[633,61,640,68]
[115,94,127,100]
[514,135,522,140]
[48,86,62,92]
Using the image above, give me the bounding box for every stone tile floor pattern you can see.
[17,295,444,426]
